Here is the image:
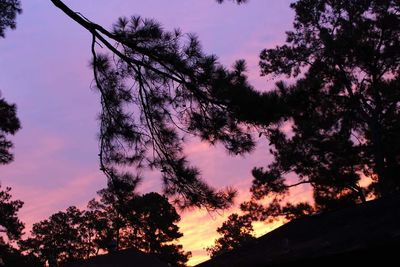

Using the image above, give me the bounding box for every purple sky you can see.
[0,0,310,264]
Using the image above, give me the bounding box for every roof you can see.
[63,248,169,267]
[197,196,400,267]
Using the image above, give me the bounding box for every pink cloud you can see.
[15,170,103,235]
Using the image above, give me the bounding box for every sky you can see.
[0,0,311,265]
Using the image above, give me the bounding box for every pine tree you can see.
[206,214,255,258]
[49,0,263,210]
[88,183,191,266]
[22,207,88,265]
[0,0,21,38]
[241,0,400,221]
[48,0,400,223]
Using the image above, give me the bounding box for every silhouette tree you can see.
[0,242,40,267]
[0,186,40,266]
[22,206,90,266]
[0,0,21,38]
[241,197,314,223]
[128,192,191,266]
[21,205,123,266]
[0,185,23,242]
[0,0,22,237]
[0,0,21,164]
[0,97,20,165]
[88,183,191,266]
[0,2,35,265]
[49,0,399,225]
[86,177,139,252]
[48,0,272,211]
[23,181,190,266]
[206,213,255,258]
[235,0,400,221]
[0,1,21,163]
[207,1,400,250]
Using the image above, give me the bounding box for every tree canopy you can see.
[2,0,400,262]
[49,0,274,211]
[0,0,21,165]
[22,185,191,266]
[236,0,400,222]
[0,0,21,38]
[209,0,400,256]
[0,185,23,242]
[22,206,89,266]
[0,2,26,264]
[0,186,40,267]
[49,0,400,212]
[47,0,400,255]
[0,97,21,166]
[206,214,255,258]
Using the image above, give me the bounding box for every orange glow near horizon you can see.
[176,174,313,266]
[178,208,284,266]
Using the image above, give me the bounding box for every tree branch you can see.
[286,180,311,188]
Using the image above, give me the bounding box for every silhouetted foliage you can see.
[0,97,21,165]
[49,0,270,211]
[241,198,314,223]
[209,1,400,252]
[0,185,23,242]
[0,0,21,165]
[48,0,400,254]
[0,186,40,266]
[0,0,21,38]
[22,184,190,266]
[207,214,255,258]
[0,242,40,267]
[85,176,140,252]
[130,192,191,266]
[22,206,90,266]
[88,184,191,266]
[208,202,313,257]
[0,3,32,265]
[237,0,400,221]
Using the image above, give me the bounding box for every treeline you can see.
[1,0,400,264]
[0,180,191,266]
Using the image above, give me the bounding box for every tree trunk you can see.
[371,120,392,196]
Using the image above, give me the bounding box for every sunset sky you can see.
[0,0,311,265]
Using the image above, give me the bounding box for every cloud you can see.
[0,130,105,233]
[16,170,103,233]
